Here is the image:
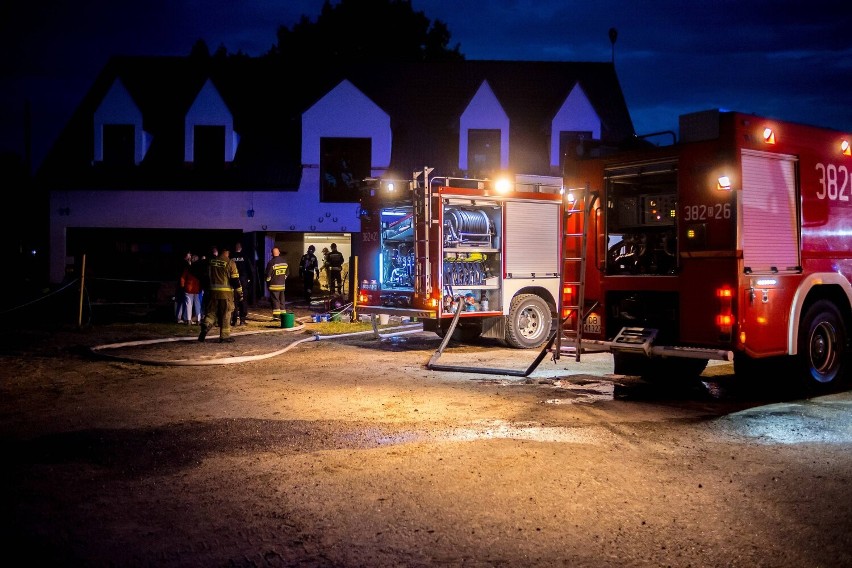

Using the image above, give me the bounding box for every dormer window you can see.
[93,79,149,165]
[459,81,509,176]
[559,130,594,162]
[193,125,226,171]
[102,124,136,166]
[184,80,239,167]
[551,83,601,168]
[467,129,501,178]
[302,80,389,203]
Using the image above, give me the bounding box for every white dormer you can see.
[184,79,239,163]
[302,79,390,167]
[459,80,509,174]
[550,83,601,167]
[302,79,390,202]
[93,78,150,165]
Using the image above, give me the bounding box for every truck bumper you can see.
[356,305,437,320]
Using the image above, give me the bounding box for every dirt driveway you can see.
[1,316,851,567]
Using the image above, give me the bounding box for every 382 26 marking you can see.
[683,203,731,221]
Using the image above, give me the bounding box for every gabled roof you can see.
[38,55,634,190]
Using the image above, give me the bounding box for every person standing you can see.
[319,247,330,291]
[230,241,253,326]
[180,254,202,324]
[194,246,217,323]
[326,243,345,296]
[298,245,320,304]
[174,251,191,323]
[265,247,288,321]
[198,247,242,343]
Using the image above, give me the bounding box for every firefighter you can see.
[198,247,242,343]
[326,243,345,295]
[298,245,320,304]
[265,247,288,320]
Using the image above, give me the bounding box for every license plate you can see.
[583,312,601,334]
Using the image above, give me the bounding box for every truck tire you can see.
[797,299,849,388]
[505,294,551,349]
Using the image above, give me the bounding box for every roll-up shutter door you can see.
[741,149,800,273]
[504,201,560,277]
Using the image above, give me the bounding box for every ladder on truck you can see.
[551,183,597,362]
[412,167,435,300]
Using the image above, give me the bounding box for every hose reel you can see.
[444,208,493,247]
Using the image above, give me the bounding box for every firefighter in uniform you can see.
[299,245,320,304]
[265,247,288,320]
[326,242,345,295]
[198,247,243,343]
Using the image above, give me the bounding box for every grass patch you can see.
[303,320,374,335]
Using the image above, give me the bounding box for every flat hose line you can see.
[90,322,424,366]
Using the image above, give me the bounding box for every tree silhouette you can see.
[270,0,464,62]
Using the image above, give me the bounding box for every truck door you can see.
[740,149,800,274]
[739,149,800,354]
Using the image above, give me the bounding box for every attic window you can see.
[560,130,594,161]
[193,125,226,170]
[102,124,135,166]
[467,129,501,178]
[320,137,370,203]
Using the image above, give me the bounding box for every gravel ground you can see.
[1,307,851,567]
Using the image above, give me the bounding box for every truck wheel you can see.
[505,294,551,349]
[797,300,849,388]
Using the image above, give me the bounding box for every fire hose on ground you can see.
[90,320,423,366]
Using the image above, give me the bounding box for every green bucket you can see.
[281,312,295,328]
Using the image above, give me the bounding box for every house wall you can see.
[48,190,358,284]
[47,70,616,286]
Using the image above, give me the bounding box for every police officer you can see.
[299,245,320,304]
[265,247,288,321]
[198,247,242,343]
[230,241,253,326]
[326,243,345,295]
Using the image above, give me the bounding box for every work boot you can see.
[219,337,235,343]
[239,320,247,326]
[198,324,208,342]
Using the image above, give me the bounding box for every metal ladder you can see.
[552,184,596,362]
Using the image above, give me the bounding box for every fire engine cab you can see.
[357,169,564,349]
[564,109,852,388]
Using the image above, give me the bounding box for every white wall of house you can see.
[48,189,361,283]
[48,75,605,284]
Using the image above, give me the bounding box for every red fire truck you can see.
[356,169,565,349]
[563,109,852,388]
[357,110,852,389]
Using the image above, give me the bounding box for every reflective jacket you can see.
[208,256,242,299]
[265,256,288,291]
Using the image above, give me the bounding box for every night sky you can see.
[3,0,851,171]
